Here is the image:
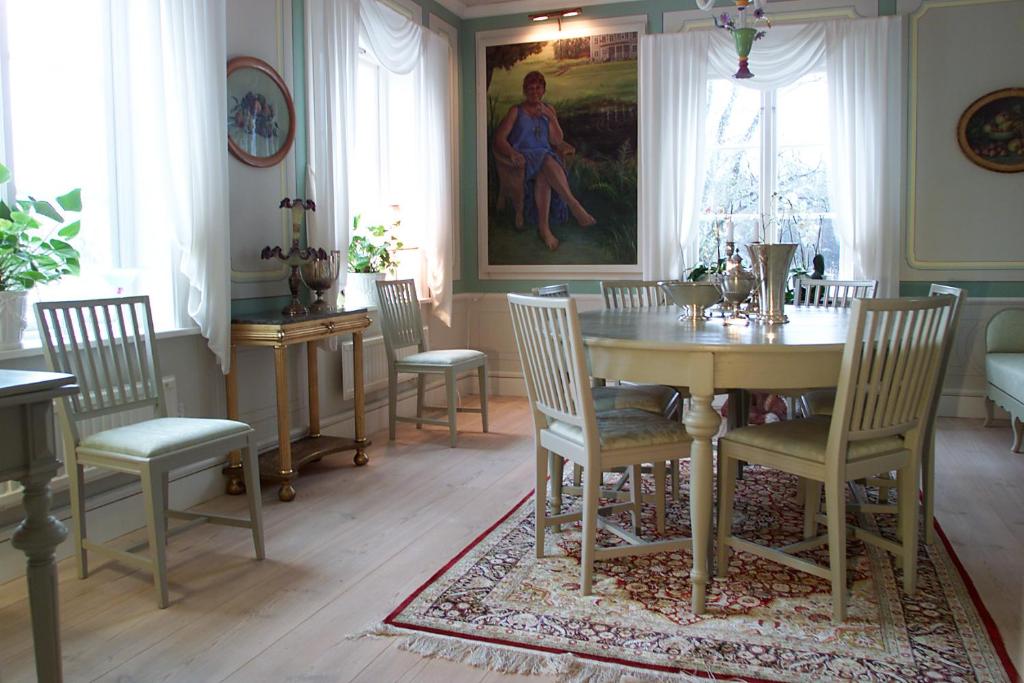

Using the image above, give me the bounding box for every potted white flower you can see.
[346,214,403,309]
[0,163,82,348]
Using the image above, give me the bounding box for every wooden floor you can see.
[0,397,1021,682]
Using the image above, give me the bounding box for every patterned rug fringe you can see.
[353,622,740,682]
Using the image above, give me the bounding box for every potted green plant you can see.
[346,213,403,309]
[0,163,82,348]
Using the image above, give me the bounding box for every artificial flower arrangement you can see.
[714,0,772,79]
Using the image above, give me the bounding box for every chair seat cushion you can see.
[399,349,486,366]
[802,389,836,416]
[720,416,905,464]
[548,408,691,451]
[592,384,678,415]
[986,354,1024,397]
[79,418,251,458]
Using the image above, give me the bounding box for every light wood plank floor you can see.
[0,397,1020,682]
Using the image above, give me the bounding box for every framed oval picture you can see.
[957,87,1024,173]
[226,56,296,168]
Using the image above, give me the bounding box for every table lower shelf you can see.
[226,434,371,502]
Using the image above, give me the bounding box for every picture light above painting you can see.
[227,56,296,168]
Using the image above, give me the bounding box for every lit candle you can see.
[724,216,735,243]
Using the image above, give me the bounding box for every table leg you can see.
[686,389,720,615]
[224,344,246,495]
[274,344,295,501]
[352,330,369,466]
[307,340,320,438]
[12,468,67,683]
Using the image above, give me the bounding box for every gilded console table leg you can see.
[307,341,321,438]
[352,330,369,466]
[224,344,246,495]
[12,467,67,683]
[274,344,296,501]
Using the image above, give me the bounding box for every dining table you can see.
[578,306,851,615]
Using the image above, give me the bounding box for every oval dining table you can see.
[578,306,851,615]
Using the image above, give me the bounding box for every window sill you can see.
[0,326,202,363]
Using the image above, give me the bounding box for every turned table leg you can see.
[12,468,67,683]
[685,359,719,616]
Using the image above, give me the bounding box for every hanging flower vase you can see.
[732,28,757,79]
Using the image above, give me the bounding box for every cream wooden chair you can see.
[376,279,488,448]
[531,283,570,297]
[508,293,693,594]
[35,296,264,609]
[600,280,674,309]
[717,295,957,622]
[804,285,966,544]
[794,278,878,310]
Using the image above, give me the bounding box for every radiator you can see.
[0,376,178,510]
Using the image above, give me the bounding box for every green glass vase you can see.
[732,28,756,79]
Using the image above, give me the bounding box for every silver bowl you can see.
[658,281,722,320]
[300,250,341,313]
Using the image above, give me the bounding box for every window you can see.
[2,1,179,334]
[351,52,424,290]
[694,72,839,279]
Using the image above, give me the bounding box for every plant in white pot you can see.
[0,163,82,348]
[346,214,403,310]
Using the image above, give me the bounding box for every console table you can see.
[1,369,78,683]
[223,308,373,502]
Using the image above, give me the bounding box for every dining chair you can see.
[376,279,488,447]
[804,285,966,544]
[601,279,689,499]
[794,278,878,310]
[508,293,693,594]
[35,296,265,609]
[531,283,570,297]
[716,295,957,622]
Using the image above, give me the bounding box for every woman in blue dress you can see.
[494,71,595,251]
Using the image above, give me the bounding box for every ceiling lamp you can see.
[528,7,582,30]
[698,0,771,79]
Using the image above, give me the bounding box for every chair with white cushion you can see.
[376,279,488,448]
[35,296,264,609]
[717,295,957,622]
[508,293,693,594]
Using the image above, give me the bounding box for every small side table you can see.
[0,369,78,683]
[223,308,373,501]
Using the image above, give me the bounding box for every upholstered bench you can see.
[983,308,1024,453]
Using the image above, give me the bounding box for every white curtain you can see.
[108,0,233,372]
[305,0,359,305]
[826,16,903,296]
[643,17,902,291]
[638,31,709,281]
[358,0,453,324]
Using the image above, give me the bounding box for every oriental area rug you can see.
[367,465,1018,683]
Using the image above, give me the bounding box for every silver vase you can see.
[747,243,797,325]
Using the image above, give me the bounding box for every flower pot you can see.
[0,291,29,349]
[344,272,385,310]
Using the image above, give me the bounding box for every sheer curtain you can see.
[826,17,902,296]
[642,17,902,291]
[108,0,233,372]
[305,0,359,306]
[638,31,709,281]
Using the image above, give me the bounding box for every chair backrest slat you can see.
[795,278,877,309]
[508,294,595,441]
[831,296,955,457]
[600,280,674,310]
[35,297,166,441]
[531,283,570,298]
[376,279,426,362]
